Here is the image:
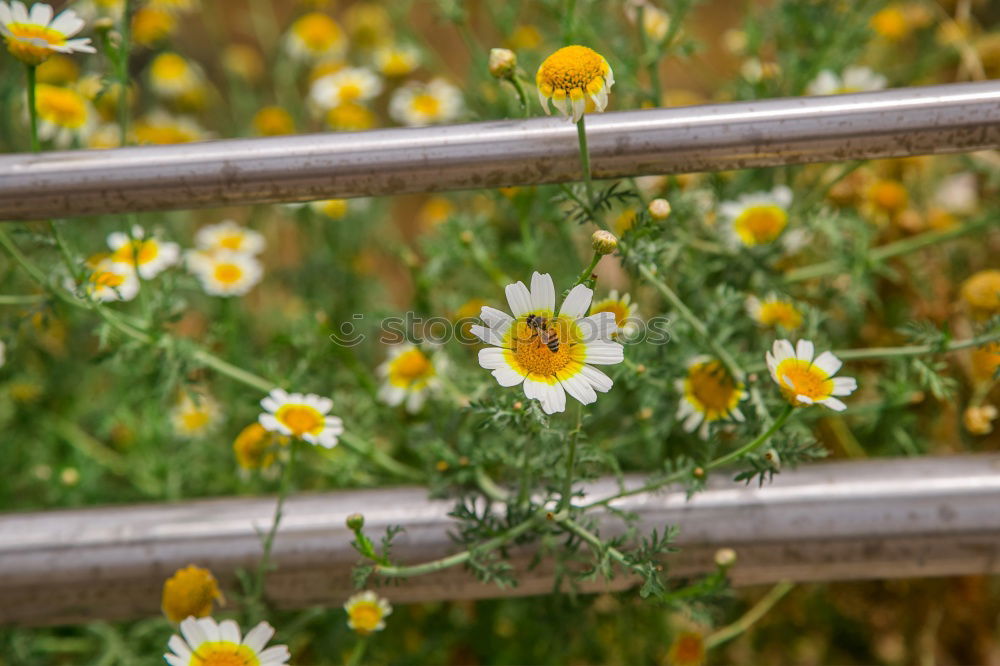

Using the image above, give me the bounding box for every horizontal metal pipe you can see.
[0,82,998,221]
[2,455,1000,626]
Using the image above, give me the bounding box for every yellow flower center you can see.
[35,84,88,129]
[234,423,281,470]
[775,359,834,405]
[5,24,65,65]
[317,199,349,218]
[733,204,787,245]
[91,270,126,288]
[870,7,908,40]
[161,565,221,623]
[326,103,375,131]
[253,106,294,136]
[685,360,742,418]
[337,82,363,101]
[757,300,802,329]
[536,45,608,97]
[349,601,384,634]
[381,52,413,77]
[111,238,160,266]
[135,120,198,145]
[275,404,325,437]
[151,53,189,82]
[213,263,244,285]
[181,408,213,432]
[191,643,261,666]
[131,8,177,48]
[411,93,441,116]
[293,13,342,51]
[510,316,577,378]
[960,270,1000,313]
[218,233,246,250]
[591,301,628,327]
[389,349,434,388]
[868,179,908,213]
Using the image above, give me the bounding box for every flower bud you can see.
[591,230,619,255]
[346,513,365,531]
[488,48,517,79]
[647,198,671,220]
[964,405,998,436]
[714,547,737,568]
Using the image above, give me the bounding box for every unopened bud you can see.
[459,230,474,244]
[714,547,737,568]
[692,466,705,479]
[591,230,619,255]
[764,448,781,469]
[346,513,365,531]
[488,48,517,79]
[648,198,671,220]
[93,17,115,33]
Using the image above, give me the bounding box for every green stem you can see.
[509,76,531,117]
[250,440,298,618]
[558,404,583,512]
[25,64,38,152]
[338,431,423,482]
[557,515,638,572]
[0,293,47,305]
[576,116,595,209]
[572,252,601,289]
[708,405,793,469]
[705,581,794,649]
[346,635,370,666]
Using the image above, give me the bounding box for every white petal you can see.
[772,339,795,363]
[218,620,241,644]
[796,340,815,363]
[378,384,406,406]
[480,306,513,332]
[164,655,186,666]
[197,617,221,643]
[560,372,597,405]
[551,94,569,117]
[832,376,858,396]
[571,96,585,122]
[578,364,613,392]
[683,410,703,432]
[50,11,84,36]
[478,347,509,370]
[470,324,506,347]
[28,1,51,26]
[179,617,207,649]
[772,185,793,208]
[505,280,532,317]
[529,272,555,313]
[584,340,624,365]
[259,645,291,666]
[11,2,28,24]
[795,394,814,405]
[167,636,192,660]
[812,351,842,377]
[492,366,526,387]
[820,396,847,411]
[559,284,593,319]
[537,88,551,114]
[523,378,566,414]
[406,389,427,413]
[577,311,617,342]
[243,622,275,653]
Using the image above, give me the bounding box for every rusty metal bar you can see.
[0,81,998,220]
[2,455,1000,626]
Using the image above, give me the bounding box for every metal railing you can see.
[0,81,997,220]
[3,455,1000,626]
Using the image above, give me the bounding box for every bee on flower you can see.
[107,224,180,279]
[389,78,463,127]
[373,43,421,78]
[164,617,290,666]
[169,391,221,438]
[471,272,624,415]
[806,66,887,96]
[675,357,747,439]
[766,340,857,411]
[377,343,443,413]
[345,591,392,635]
[590,290,640,338]
[259,388,344,448]
[67,254,139,302]
[161,564,223,623]
[0,1,95,66]
[32,83,94,147]
[309,66,383,111]
[284,12,346,62]
[719,185,792,247]
[194,220,265,256]
[746,294,803,331]
[536,45,615,122]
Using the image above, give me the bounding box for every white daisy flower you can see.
[746,294,803,330]
[377,343,442,413]
[674,356,747,439]
[284,11,346,62]
[66,255,139,302]
[194,220,265,255]
[187,249,262,297]
[373,43,421,78]
[471,272,624,415]
[389,78,463,127]
[33,83,94,148]
[718,185,793,247]
[766,339,858,411]
[345,591,392,635]
[106,224,180,279]
[164,617,290,666]
[536,45,615,123]
[806,66,887,96]
[589,289,640,338]
[309,66,383,111]
[0,1,96,66]
[148,51,204,98]
[259,388,344,448]
[169,391,220,438]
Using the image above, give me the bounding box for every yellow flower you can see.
[866,178,908,216]
[343,2,392,50]
[309,67,383,110]
[34,83,92,147]
[221,44,264,83]
[148,52,203,98]
[536,45,615,122]
[130,7,176,48]
[668,631,706,666]
[164,617,289,666]
[377,344,441,412]
[870,5,909,41]
[107,224,180,279]
[161,565,223,623]
[195,220,265,255]
[746,294,803,330]
[373,43,420,78]
[345,591,392,635]
[389,78,463,127]
[766,340,857,411]
[185,249,263,297]
[590,290,640,337]
[964,405,998,436]
[253,106,295,136]
[505,24,541,51]
[720,186,792,246]
[169,392,221,438]
[285,12,346,62]
[610,207,637,235]
[36,53,79,84]
[0,2,95,65]
[66,254,139,302]
[675,357,747,438]
[259,388,343,448]
[325,102,376,131]
[969,343,1000,384]
[960,270,1000,316]
[134,111,208,145]
[233,422,286,470]
[310,198,349,219]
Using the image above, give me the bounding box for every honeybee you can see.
[526,313,560,353]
